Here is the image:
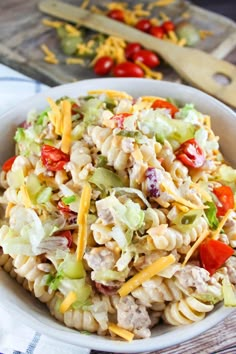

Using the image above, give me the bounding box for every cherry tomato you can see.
[57,200,71,213]
[162,20,175,32]
[125,42,142,60]
[112,113,132,129]
[175,138,205,168]
[149,25,165,39]
[71,103,80,115]
[151,99,179,117]
[107,9,125,22]
[213,185,234,217]
[135,19,152,32]
[94,56,114,75]
[54,230,73,248]
[113,62,144,78]
[41,145,70,172]
[132,49,160,68]
[200,239,234,275]
[2,156,17,172]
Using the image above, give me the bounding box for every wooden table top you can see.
[0,1,236,354]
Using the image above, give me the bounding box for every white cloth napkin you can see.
[0,64,90,354]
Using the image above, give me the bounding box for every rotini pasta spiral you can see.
[66,141,92,184]
[132,276,183,306]
[12,255,55,303]
[163,296,214,325]
[88,126,130,170]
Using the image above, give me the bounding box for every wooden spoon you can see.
[39,0,236,108]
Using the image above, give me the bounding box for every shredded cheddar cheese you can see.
[20,185,32,208]
[65,24,80,35]
[41,44,59,65]
[199,30,214,40]
[148,0,176,9]
[159,11,170,21]
[42,18,64,28]
[108,323,134,341]
[178,38,187,47]
[61,100,72,154]
[90,5,105,14]
[118,254,175,297]
[80,0,90,9]
[161,182,206,210]
[183,229,210,266]
[77,183,92,260]
[168,30,178,43]
[204,115,211,129]
[44,56,59,64]
[65,57,85,65]
[212,209,233,240]
[88,89,132,100]
[47,97,62,135]
[135,61,163,80]
[90,36,126,66]
[59,291,77,313]
[5,202,14,218]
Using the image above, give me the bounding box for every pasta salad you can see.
[0,89,236,341]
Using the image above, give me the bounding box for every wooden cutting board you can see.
[0,0,236,87]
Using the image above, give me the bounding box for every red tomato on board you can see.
[200,239,234,275]
[135,19,152,32]
[151,99,179,117]
[125,42,142,60]
[113,62,144,77]
[175,138,205,168]
[213,185,234,217]
[2,156,17,172]
[162,20,175,32]
[94,56,114,75]
[107,9,125,22]
[132,49,160,68]
[149,25,165,39]
[41,145,70,172]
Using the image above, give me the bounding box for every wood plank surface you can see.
[0,0,236,86]
[1,1,236,354]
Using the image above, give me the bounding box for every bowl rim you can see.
[0,78,236,353]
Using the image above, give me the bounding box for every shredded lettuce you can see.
[71,122,85,140]
[204,201,219,230]
[138,110,195,144]
[96,155,108,168]
[195,128,219,151]
[215,165,236,183]
[59,278,91,308]
[7,169,24,189]
[59,253,85,279]
[222,278,236,307]
[175,103,202,124]
[62,195,76,204]
[113,187,151,208]
[194,293,222,305]
[81,98,103,126]
[36,187,52,204]
[173,209,202,231]
[93,269,128,282]
[89,167,124,189]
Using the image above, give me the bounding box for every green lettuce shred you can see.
[204,201,219,230]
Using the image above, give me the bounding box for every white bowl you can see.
[0,78,235,354]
